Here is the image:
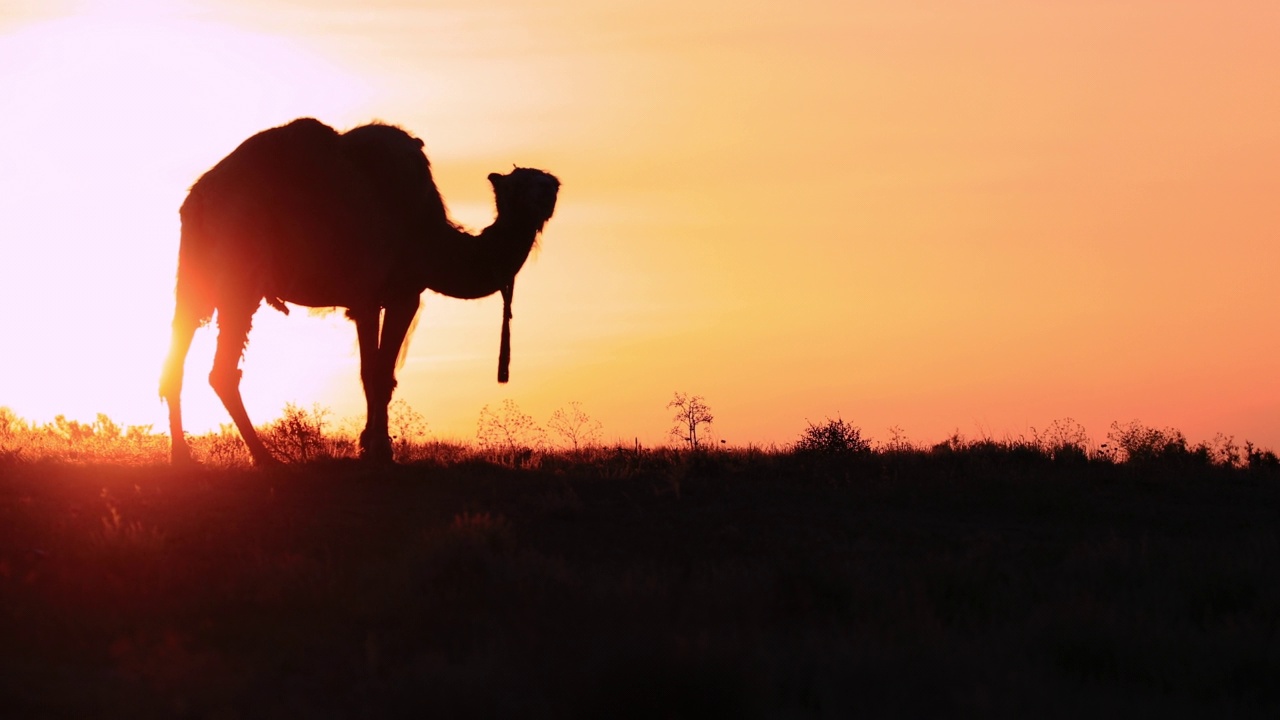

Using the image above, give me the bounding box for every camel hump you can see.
[226,117,341,162]
[180,117,395,292]
[184,118,343,205]
[341,122,451,230]
[285,117,331,131]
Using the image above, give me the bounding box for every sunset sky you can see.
[1,0,1277,449]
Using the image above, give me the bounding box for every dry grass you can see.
[2,432,1280,717]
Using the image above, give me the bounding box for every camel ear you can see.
[488,172,502,186]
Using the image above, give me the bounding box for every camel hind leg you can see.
[160,310,200,465]
[209,303,277,466]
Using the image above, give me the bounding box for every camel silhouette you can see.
[159,118,559,466]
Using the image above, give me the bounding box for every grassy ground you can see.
[2,448,1279,718]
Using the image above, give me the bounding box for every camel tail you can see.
[173,193,219,326]
[160,195,217,401]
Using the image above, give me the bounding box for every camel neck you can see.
[411,220,538,300]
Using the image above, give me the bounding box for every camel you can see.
[159,118,560,465]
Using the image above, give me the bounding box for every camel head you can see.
[488,167,560,234]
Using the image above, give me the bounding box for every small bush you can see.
[263,403,331,463]
[1028,418,1091,461]
[1246,441,1280,471]
[1195,433,1243,468]
[192,423,253,467]
[794,417,871,456]
[548,401,603,450]
[878,425,916,453]
[477,400,547,466]
[389,399,430,451]
[1106,420,1191,464]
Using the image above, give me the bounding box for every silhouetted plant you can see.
[1106,420,1190,464]
[184,423,252,467]
[1196,433,1243,468]
[263,403,331,463]
[668,392,713,450]
[879,425,915,453]
[389,399,429,449]
[932,431,969,454]
[1028,418,1091,462]
[1245,441,1280,471]
[548,401,603,450]
[794,417,871,456]
[477,399,547,460]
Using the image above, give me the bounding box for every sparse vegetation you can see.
[388,399,429,449]
[0,404,1273,477]
[794,416,871,456]
[668,392,713,450]
[547,401,603,450]
[2,407,1280,716]
[1028,417,1092,461]
[476,398,547,464]
[1106,419,1193,464]
[262,402,333,463]
[0,408,169,463]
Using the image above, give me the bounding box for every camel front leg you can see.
[352,298,420,463]
[209,304,277,466]
[351,307,391,462]
[376,295,421,411]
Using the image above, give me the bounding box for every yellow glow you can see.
[0,3,371,433]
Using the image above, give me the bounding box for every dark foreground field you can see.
[3,448,1280,718]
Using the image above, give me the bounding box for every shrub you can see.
[263,403,331,462]
[1195,433,1243,468]
[1106,420,1190,464]
[548,401,603,451]
[477,400,547,464]
[389,399,430,450]
[794,417,871,456]
[878,425,915,453]
[193,423,253,467]
[1246,441,1280,471]
[1028,418,1091,461]
[668,393,713,450]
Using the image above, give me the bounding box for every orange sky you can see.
[0,0,1277,449]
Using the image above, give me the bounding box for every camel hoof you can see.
[171,446,199,468]
[359,432,395,465]
[252,454,283,469]
[360,445,394,465]
[171,454,200,469]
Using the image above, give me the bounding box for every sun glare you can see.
[0,4,373,433]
